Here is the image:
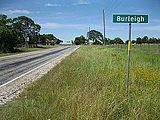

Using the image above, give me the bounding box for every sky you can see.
[0,0,160,43]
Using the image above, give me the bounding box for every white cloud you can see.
[0,9,31,15]
[72,0,90,5]
[45,3,62,7]
[56,12,63,15]
[133,9,145,13]
[41,22,89,30]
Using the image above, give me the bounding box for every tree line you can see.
[74,29,160,45]
[0,14,62,53]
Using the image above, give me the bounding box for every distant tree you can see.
[136,37,142,44]
[141,36,148,44]
[71,40,74,44]
[148,37,157,44]
[56,39,63,44]
[109,40,116,44]
[153,38,157,44]
[157,38,160,44]
[132,40,136,44]
[39,34,62,45]
[39,34,46,44]
[114,37,124,44]
[102,38,111,45]
[125,40,129,44]
[87,30,103,45]
[74,35,86,45]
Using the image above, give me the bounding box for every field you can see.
[0,45,160,120]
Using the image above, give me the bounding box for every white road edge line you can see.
[0,59,52,88]
[0,46,79,88]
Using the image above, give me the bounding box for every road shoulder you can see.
[0,46,79,104]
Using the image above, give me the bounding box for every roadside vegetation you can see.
[73,29,160,46]
[0,45,159,119]
[0,14,62,53]
[0,45,57,57]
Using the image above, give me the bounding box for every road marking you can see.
[0,46,79,88]
[0,59,53,88]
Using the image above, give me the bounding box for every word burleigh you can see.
[117,15,144,23]
[113,14,148,23]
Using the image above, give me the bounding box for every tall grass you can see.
[0,45,160,120]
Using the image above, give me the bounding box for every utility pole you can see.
[103,9,106,45]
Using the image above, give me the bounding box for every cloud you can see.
[56,12,63,15]
[0,9,31,15]
[135,25,160,31]
[41,22,89,30]
[133,9,145,13]
[44,1,89,7]
[72,0,90,5]
[45,3,62,7]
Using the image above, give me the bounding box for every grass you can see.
[0,45,160,120]
[0,45,56,57]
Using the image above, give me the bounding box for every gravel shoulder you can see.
[0,45,79,105]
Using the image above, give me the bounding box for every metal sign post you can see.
[113,14,148,94]
[126,23,131,94]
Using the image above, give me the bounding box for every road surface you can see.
[0,45,77,85]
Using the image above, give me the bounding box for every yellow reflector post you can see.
[128,40,131,51]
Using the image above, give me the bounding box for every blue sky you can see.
[0,0,160,42]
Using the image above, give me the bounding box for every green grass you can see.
[0,52,17,57]
[0,45,56,57]
[0,45,160,120]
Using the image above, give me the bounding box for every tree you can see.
[109,40,116,44]
[29,24,41,44]
[141,36,148,44]
[136,37,142,44]
[39,34,62,45]
[0,14,7,26]
[157,38,160,44]
[71,40,74,44]
[87,30,103,45]
[102,38,110,45]
[12,16,41,46]
[114,37,124,44]
[132,40,136,44]
[149,37,158,44]
[56,39,63,44]
[125,40,129,44]
[74,35,86,45]
[0,14,17,52]
[0,26,17,52]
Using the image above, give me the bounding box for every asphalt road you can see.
[0,45,77,85]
